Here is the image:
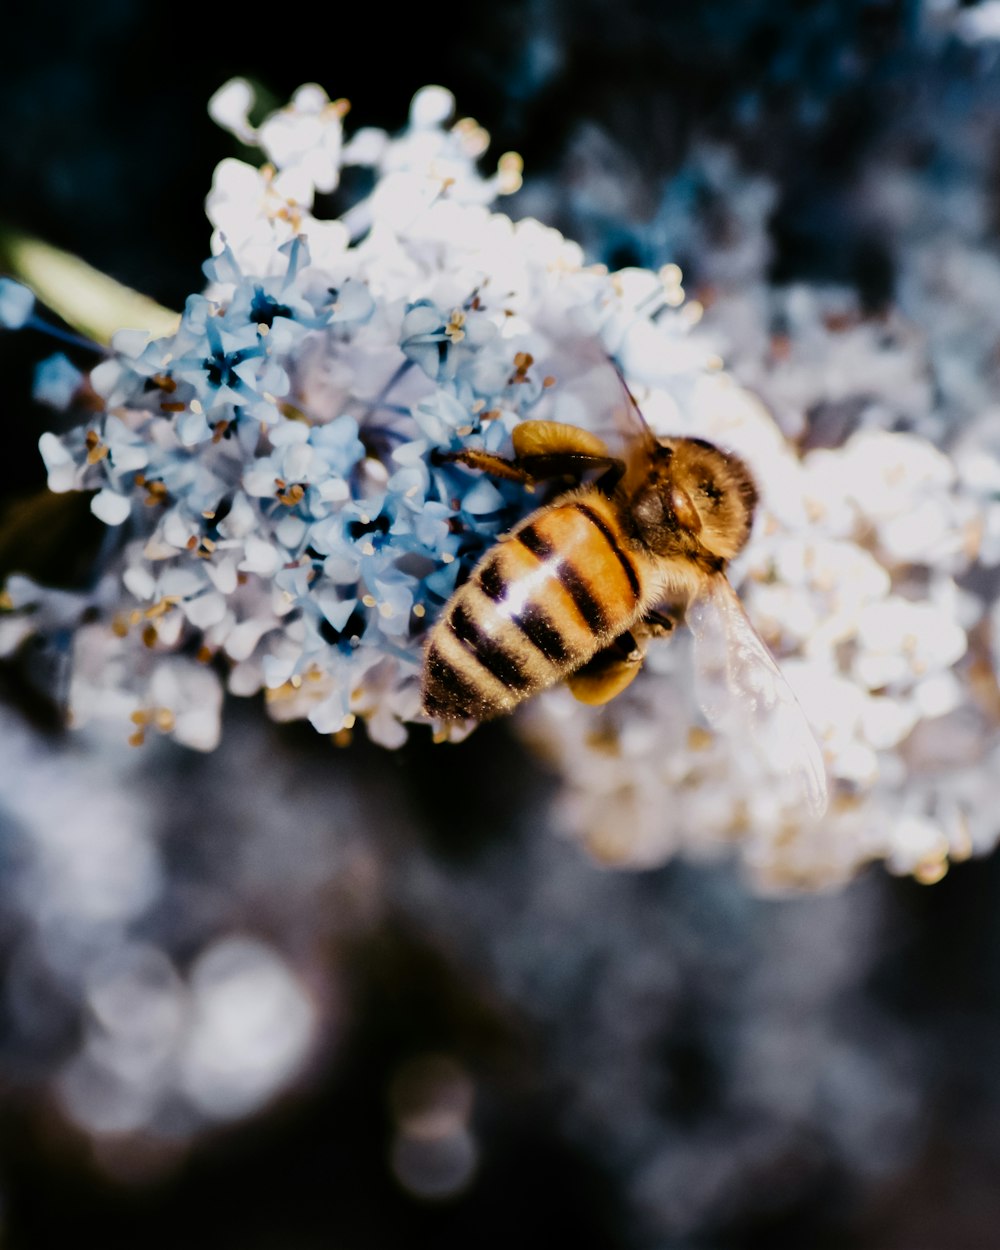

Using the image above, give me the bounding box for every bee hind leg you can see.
[566,613,676,707]
[516,451,625,494]
[566,631,645,706]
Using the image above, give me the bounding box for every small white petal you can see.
[91,490,131,526]
[163,510,196,549]
[205,558,239,595]
[122,565,157,601]
[0,278,35,328]
[208,78,257,142]
[216,492,257,539]
[224,618,272,663]
[110,328,151,358]
[183,592,228,630]
[240,537,281,577]
[89,358,125,398]
[39,432,77,493]
[409,85,455,128]
[275,515,308,547]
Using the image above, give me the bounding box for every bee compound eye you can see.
[633,489,666,532]
[670,486,702,534]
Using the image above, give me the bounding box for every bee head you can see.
[665,438,758,560]
[618,390,759,562]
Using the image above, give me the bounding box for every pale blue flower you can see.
[400,300,498,383]
[5,83,651,754]
[0,278,35,329]
[33,353,84,409]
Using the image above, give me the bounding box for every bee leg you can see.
[437,422,626,491]
[568,614,676,706]
[635,609,675,640]
[514,452,626,495]
[436,447,626,492]
[566,630,645,706]
[512,417,624,489]
[433,448,538,485]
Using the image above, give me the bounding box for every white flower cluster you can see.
[7,81,998,889]
[8,84,681,751]
[521,141,1000,888]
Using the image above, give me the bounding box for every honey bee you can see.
[422,383,828,816]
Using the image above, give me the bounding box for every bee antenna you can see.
[608,356,659,451]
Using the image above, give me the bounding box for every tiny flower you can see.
[34,353,83,408]
[400,300,498,383]
[207,77,257,145]
[0,278,35,329]
[91,489,132,526]
[258,83,348,196]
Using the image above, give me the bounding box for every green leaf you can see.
[0,227,179,346]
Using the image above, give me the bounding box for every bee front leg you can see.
[566,630,644,706]
[514,452,626,495]
[434,448,538,485]
[437,420,626,492]
[634,609,675,641]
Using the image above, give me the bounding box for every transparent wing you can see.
[609,360,661,454]
[686,576,828,818]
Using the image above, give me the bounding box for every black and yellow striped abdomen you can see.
[422,490,652,721]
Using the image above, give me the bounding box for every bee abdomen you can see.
[422,564,557,721]
[511,601,571,665]
[423,634,502,722]
[422,495,646,722]
[513,498,643,638]
[517,522,609,634]
[569,502,642,600]
[447,602,532,689]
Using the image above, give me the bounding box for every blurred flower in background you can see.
[4,3,1000,1248]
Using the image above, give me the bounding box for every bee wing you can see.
[686,576,829,819]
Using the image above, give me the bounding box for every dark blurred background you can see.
[4,3,1000,1248]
